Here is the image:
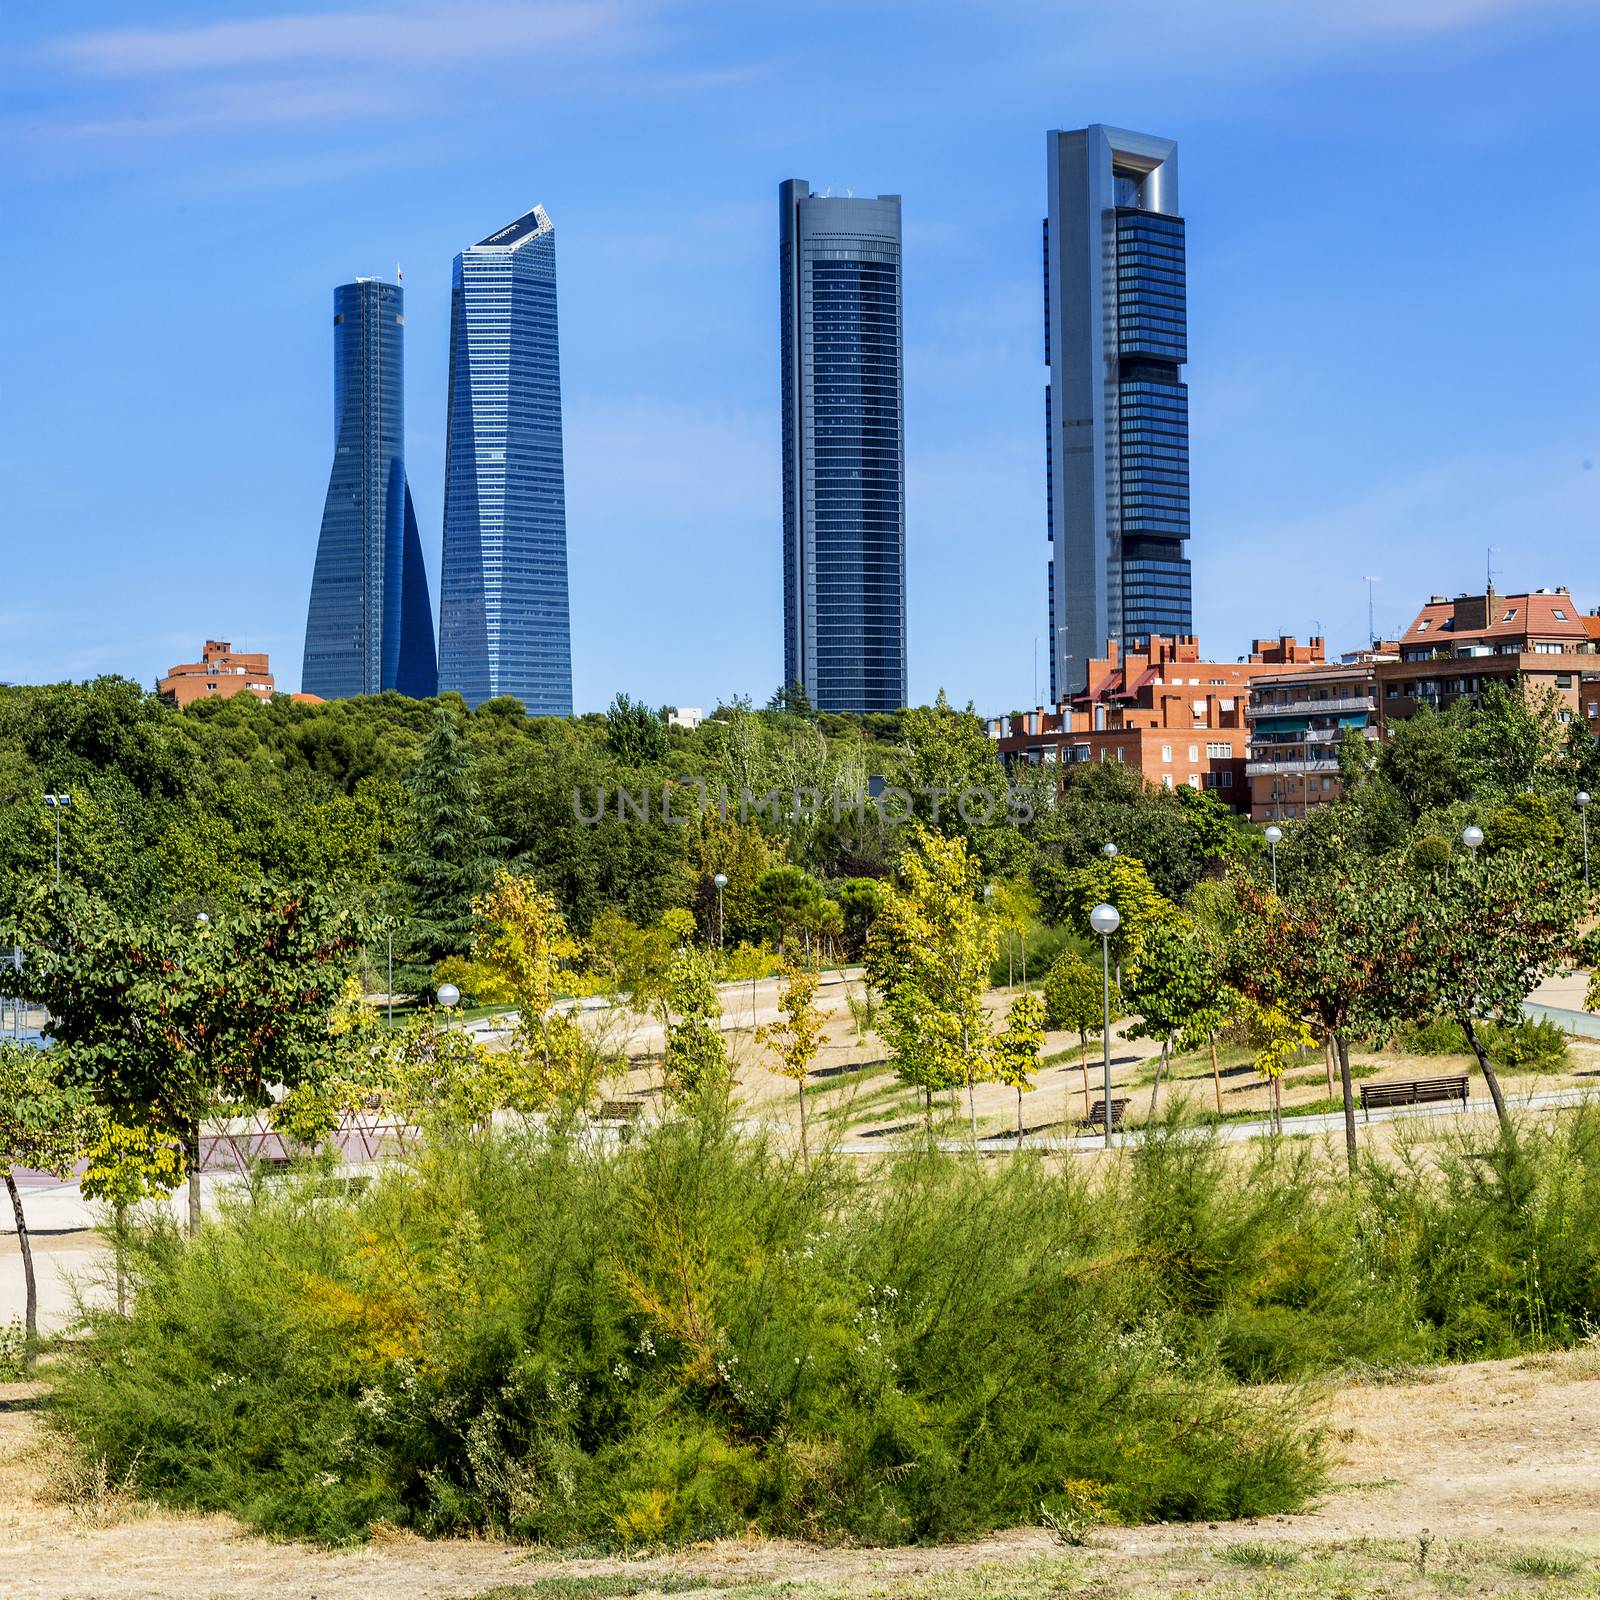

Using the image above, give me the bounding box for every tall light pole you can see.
[1089,903,1121,1149]
[386,919,395,1028]
[1462,825,1484,855]
[42,793,71,888]
[713,872,728,949]
[1265,825,1282,893]
[1578,792,1591,890]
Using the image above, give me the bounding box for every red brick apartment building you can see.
[991,634,1325,809]
[158,640,280,708]
[1374,588,1600,734]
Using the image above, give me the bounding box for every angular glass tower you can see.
[438,204,573,716]
[1045,126,1191,700]
[302,278,437,700]
[780,181,906,714]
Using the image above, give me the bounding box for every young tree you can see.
[605,693,671,765]
[1235,994,1315,1133]
[470,871,596,1113]
[1392,851,1586,1128]
[988,878,1040,988]
[1053,854,1177,985]
[1124,917,1226,1120]
[0,1042,97,1358]
[1042,950,1106,1119]
[755,956,825,1160]
[991,989,1046,1145]
[662,944,730,1103]
[1226,869,1403,1174]
[866,826,998,1140]
[78,1117,183,1316]
[4,881,367,1232]
[753,865,830,960]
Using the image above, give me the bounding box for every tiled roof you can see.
[1399,592,1588,646]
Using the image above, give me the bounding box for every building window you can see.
[1416,620,1430,632]
[1386,684,1398,697]
[1553,608,1569,620]
[1220,770,1232,787]
[1501,608,1519,622]
[1161,744,1172,762]
[1187,744,1199,762]
[1187,774,1200,789]
[1206,741,1229,758]
[1162,774,1173,789]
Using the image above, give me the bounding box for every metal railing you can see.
[1245,694,1374,719]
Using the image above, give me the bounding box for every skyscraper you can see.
[1045,125,1190,701]
[779,181,906,714]
[302,278,437,700]
[438,204,573,716]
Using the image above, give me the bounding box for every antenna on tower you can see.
[1361,576,1381,647]
[1486,544,1499,595]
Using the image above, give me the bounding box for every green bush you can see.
[52,1118,1325,1547]
[1387,1015,1568,1070]
[49,1103,1600,1549]
[989,923,1090,988]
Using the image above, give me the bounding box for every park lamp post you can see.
[713,872,728,949]
[437,981,461,1031]
[1101,842,1117,860]
[1578,792,1591,890]
[42,793,71,888]
[1264,825,1283,893]
[1462,825,1484,855]
[1089,902,1121,1150]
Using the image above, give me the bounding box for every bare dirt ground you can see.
[3,1350,1598,1600]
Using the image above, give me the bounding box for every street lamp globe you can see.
[1264,825,1283,846]
[713,872,728,889]
[194,912,210,927]
[1101,842,1118,860]
[1579,792,1591,810]
[436,982,461,1009]
[1089,903,1121,938]
[1462,825,1485,853]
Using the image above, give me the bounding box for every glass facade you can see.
[303,279,437,700]
[438,204,573,716]
[1046,127,1192,697]
[780,183,906,714]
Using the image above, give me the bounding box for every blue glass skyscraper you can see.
[1045,126,1191,700]
[302,278,437,699]
[438,204,573,715]
[780,181,906,714]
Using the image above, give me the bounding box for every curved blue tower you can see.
[303,278,437,700]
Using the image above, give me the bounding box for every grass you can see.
[465,1540,1600,1598]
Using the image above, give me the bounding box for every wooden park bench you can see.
[1358,1075,1469,1120]
[597,1099,645,1123]
[1082,1097,1130,1133]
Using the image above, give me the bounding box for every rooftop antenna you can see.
[1486,544,1499,598]
[1361,575,1381,646]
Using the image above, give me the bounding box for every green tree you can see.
[1053,854,1177,983]
[1124,917,1226,1119]
[866,826,998,1140]
[991,989,1045,1145]
[1387,851,1585,1128]
[1042,950,1106,1120]
[660,943,729,1103]
[753,865,830,958]
[836,877,883,959]
[0,1042,97,1357]
[605,694,670,765]
[1482,792,1564,857]
[755,955,825,1160]
[1225,867,1407,1174]
[3,881,367,1232]
[397,709,501,977]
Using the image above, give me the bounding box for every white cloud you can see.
[54,2,642,77]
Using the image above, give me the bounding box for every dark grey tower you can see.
[780,181,906,713]
[303,278,436,699]
[1046,126,1190,700]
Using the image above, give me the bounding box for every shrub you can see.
[51,1119,1325,1547]
[1387,1015,1568,1071]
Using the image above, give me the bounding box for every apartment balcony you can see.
[1245,757,1342,777]
[1245,693,1374,719]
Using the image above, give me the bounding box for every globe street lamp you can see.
[1264,825,1283,893]
[713,872,729,948]
[1578,792,1591,889]
[1101,842,1118,860]
[1089,902,1121,1149]
[1462,825,1484,854]
[42,793,71,888]
[437,981,461,1031]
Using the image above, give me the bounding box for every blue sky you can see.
[3,0,1598,712]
